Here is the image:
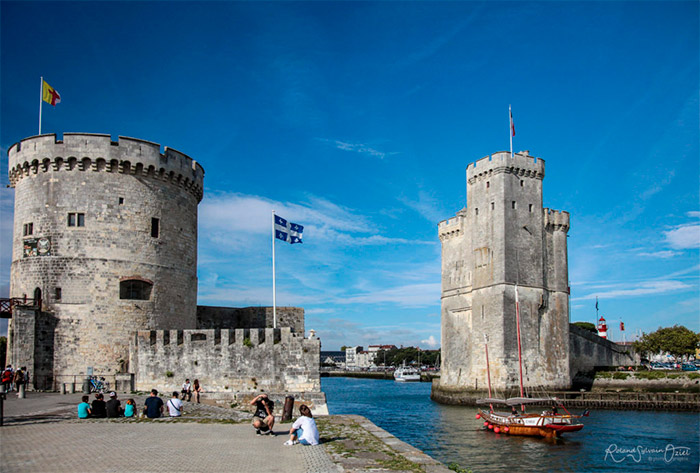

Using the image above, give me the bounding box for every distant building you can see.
[344,346,375,370]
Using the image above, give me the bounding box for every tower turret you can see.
[8,133,204,387]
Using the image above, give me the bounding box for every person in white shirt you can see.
[284,405,319,446]
[167,391,184,417]
[181,379,192,401]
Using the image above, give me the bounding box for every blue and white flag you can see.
[274,215,303,244]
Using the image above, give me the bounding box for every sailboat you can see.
[476,285,587,439]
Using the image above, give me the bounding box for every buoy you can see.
[475,414,481,419]
[483,421,488,426]
[504,426,510,433]
[488,424,494,429]
[494,427,500,433]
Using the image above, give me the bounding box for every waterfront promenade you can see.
[0,392,450,473]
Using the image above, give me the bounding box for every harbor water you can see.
[322,377,699,472]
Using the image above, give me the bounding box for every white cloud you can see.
[199,192,430,248]
[686,211,700,218]
[420,335,439,348]
[664,224,700,249]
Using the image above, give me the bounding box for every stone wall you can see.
[197,306,304,334]
[569,324,639,377]
[130,328,321,395]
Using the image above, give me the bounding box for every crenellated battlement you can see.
[131,327,321,394]
[544,208,570,231]
[7,133,204,201]
[467,151,544,184]
[135,327,313,348]
[438,209,467,241]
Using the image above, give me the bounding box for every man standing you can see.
[167,391,184,417]
[144,389,164,419]
[106,392,123,418]
[250,393,275,435]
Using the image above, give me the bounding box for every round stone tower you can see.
[7,133,204,384]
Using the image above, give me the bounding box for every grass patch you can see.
[634,371,667,380]
[612,372,630,380]
[595,371,613,379]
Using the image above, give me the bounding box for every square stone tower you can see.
[434,151,570,398]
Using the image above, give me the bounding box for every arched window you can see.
[119,279,153,300]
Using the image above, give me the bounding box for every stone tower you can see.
[7,133,204,386]
[433,151,570,399]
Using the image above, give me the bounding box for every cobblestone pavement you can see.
[0,393,447,473]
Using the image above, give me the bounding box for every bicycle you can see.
[89,376,105,393]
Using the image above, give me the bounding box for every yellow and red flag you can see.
[42,80,61,106]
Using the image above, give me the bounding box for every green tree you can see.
[572,322,597,334]
[633,325,700,358]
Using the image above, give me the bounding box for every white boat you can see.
[393,364,421,382]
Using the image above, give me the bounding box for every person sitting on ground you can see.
[92,392,107,418]
[124,398,136,418]
[250,393,275,435]
[284,404,320,446]
[78,395,92,419]
[167,391,184,417]
[192,379,203,404]
[181,378,192,401]
[106,392,123,418]
[144,389,164,418]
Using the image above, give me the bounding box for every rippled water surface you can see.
[322,377,699,472]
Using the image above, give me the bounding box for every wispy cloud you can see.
[399,190,446,224]
[573,280,693,301]
[343,283,440,308]
[636,250,679,259]
[317,138,398,160]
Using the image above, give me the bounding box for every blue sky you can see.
[1,1,698,350]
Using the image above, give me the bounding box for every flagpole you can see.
[39,77,43,135]
[272,210,277,329]
[509,104,513,159]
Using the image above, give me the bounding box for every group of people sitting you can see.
[77,387,320,446]
[179,378,203,403]
[78,392,137,418]
[77,389,184,419]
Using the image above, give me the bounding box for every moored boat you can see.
[476,285,588,439]
[394,364,421,382]
[476,397,586,438]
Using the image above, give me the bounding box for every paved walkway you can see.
[0,392,449,473]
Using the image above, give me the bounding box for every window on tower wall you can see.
[120,279,153,300]
[23,223,33,236]
[151,218,159,238]
[67,213,85,227]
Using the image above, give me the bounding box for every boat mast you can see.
[515,283,525,411]
[484,334,493,412]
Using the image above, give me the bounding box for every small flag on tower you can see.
[42,80,61,106]
[620,322,625,331]
[274,215,303,244]
[510,106,515,137]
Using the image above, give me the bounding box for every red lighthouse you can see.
[597,316,608,339]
